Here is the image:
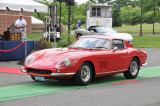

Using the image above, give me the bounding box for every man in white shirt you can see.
[15,13,27,40]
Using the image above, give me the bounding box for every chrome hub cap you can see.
[130,61,138,76]
[81,66,90,82]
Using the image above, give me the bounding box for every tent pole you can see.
[54,5,57,48]
[45,12,48,41]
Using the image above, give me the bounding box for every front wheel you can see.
[124,58,139,79]
[74,62,92,86]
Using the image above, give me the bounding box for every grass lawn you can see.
[133,36,160,48]
[27,33,43,40]
[114,23,160,29]
[118,28,160,35]
[114,23,160,35]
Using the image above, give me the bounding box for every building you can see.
[0,0,47,35]
[86,3,112,28]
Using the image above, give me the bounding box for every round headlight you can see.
[55,57,71,69]
[25,54,35,65]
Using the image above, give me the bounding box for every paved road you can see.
[0,48,160,106]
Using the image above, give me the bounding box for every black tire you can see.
[74,62,92,86]
[77,33,82,38]
[124,58,139,79]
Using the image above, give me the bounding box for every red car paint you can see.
[24,36,147,80]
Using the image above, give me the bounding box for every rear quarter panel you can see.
[125,42,147,67]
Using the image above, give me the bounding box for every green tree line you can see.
[33,0,160,28]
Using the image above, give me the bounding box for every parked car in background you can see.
[75,26,133,44]
[22,36,147,86]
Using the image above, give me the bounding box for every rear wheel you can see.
[74,62,92,86]
[124,58,139,79]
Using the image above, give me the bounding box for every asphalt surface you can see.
[0,48,160,106]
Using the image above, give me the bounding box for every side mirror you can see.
[113,47,118,51]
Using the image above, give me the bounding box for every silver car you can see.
[75,26,133,44]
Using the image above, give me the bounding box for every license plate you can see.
[34,76,45,82]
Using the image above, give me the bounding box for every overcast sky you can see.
[75,0,88,4]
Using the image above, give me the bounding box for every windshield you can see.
[69,37,111,50]
[95,27,117,33]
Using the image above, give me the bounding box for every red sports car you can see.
[22,36,147,86]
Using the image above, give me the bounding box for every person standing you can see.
[15,13,27,40]
[77,20,81,29]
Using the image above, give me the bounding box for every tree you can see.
[143,0,160,34]
[110,0,133,9]
[121,6,141,25]
[112,8,122,27]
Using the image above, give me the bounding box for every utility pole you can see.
[59,1,62,36]
[153,3,155,35]
[140,0,143,36]
[66,0,74,44]
[58,0,65,35]
[68,5,71,44]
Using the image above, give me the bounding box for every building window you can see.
[92,7,101,17]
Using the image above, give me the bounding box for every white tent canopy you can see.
[0,0,48,13]
[32,16,44,24]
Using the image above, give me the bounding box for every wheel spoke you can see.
[130,61,138,76]
[81,66,90,82]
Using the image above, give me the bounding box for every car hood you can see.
[76,29,86,31]
[102,33,133,41]
[26,48,90,69]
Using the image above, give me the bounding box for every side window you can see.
[88,26,92,31]
[112,40,124,50]
[88,26,96,32]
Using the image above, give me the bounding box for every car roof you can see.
[81,35,124,41]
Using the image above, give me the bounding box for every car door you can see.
[109,39,130,71]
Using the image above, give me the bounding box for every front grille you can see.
[27,68,52,75]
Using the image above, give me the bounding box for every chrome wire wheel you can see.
[81,65,91,82]
[74,62,92,86]
[130,61,138,76]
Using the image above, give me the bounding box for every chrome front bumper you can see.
[50,73,76,77]
[21,66,76,77]
[21,67,27,73]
